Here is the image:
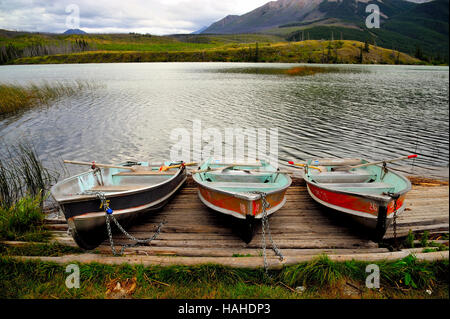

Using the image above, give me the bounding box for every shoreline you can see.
[6,40,425,66]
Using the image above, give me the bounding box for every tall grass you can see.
[0,143,57,207]
[0,143,58,241]
[0,81,94,115]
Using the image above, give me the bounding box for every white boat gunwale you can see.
[70,175,188,221]
[51,163,185,204]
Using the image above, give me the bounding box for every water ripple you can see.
[0,63,448,179]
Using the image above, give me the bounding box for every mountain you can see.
[202,0,417,34]
[63,29,87,35]
[203,0,325,34]
[202,0,448,62]
[191,26,209,34]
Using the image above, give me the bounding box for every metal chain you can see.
[249,191,284,275]
[387,191,400,250]
[393,197,398,249]
[84,191,165,256]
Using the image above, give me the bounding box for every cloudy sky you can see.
[0,0,271,34]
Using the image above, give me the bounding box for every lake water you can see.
[0,63,448,179]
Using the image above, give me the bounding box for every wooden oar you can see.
[288,161,323,172]
[333,155,418,171]
[159,162,198,172]
[64,160,136,171]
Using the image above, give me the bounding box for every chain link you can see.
[392,196,398,249]
[387,191,400,250]
[81,191,165,256]
[249,191,284,275]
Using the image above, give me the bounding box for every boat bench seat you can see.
[206,182,278,189]
[322,182,395,193]
[114,171,176,176]
[91,185,148,192]
[311,171,376,184]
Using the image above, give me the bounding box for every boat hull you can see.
[55,168,187,250]
[306,181,407,240]
[197,185,288,220]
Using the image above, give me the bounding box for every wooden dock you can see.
[39,177,449,268]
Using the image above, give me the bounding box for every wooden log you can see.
[11,249,448,269]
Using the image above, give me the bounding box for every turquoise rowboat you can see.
[303,158,412,240]
[192,158,292,242]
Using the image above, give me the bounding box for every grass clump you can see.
[378,255,446,289]
[405,230,415,248]
[0,81,93,115]
[0,195,49,241]
[281,255,342,287]
[420,231,430,248]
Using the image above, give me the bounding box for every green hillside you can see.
[271,0,449,63]
[10,40,420,65]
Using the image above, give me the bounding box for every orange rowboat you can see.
[192,158,292,242]
[299,158,413,240]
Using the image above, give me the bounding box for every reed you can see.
[0,81,94,115]
[0,142,57,207]
[0,143,58,241]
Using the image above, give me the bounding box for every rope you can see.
[84,191,165,256]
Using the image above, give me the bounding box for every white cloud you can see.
[0,0,270,34]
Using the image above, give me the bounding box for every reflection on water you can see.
[0,63,448,179]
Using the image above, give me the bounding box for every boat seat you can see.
[310,158,363,166]
[321,182,395,194]
[206,182,278,189]
[91,185,148,192]
[311,171,376,184]
[114,171,176,176]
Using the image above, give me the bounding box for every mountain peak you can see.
[201,0,417,34]
[63,29,87,35]
[202,0,327,34]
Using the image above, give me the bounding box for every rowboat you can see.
[302,158,412,240]
[51,161,187,250]
[192,159,292,242]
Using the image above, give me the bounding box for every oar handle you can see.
[159,162,198,172]
[288,161,323,172]
[63,160,135,171]
[350,155,418,169]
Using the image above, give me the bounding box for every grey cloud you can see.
[0,0,269,34]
